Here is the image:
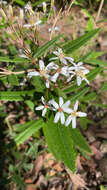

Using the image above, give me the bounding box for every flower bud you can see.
[0,8,7,20]
[42,2,47,13]
[9,5,13,17]
[20,9,24,20]
[51,0,54,8]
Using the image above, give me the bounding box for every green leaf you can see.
[31,76,45,92]
[43,116,77,173]
[25,100,35,112]
[8,74,19,86]
[85,59,107,67]
[0,56,29,63]
[14,0,25,6]
[0,90,34,101]
[99,82,107,92]
[70,128,91,153]
[82,92,97,102]
[15,119,44,145]
[34,35,62,58]
[69,87,90,102]
[63,29,100,54]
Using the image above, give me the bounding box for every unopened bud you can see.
[9,5,13,17]
[20,9,24,20]
[42,2,47,13]
[51,0,54,8]
[0,8,7,20]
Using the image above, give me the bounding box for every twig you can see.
[96,0,104,22]
[50,8,62,40]
[0,69,35,76]
[66,0,76,15]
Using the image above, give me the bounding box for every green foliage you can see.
[43,116,77,173]
[0,2,106,185]
[15,119,44,145]
[34,35,62,58]
[63,29,100,54]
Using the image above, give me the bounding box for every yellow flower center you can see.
[76,70,85,78]
[71,111,78,117]
[59,52,65,60]
[59,107,63,112]
[44,105,48,108]
[39,68,47,78]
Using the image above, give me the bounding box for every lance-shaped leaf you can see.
[43,116,77,173]
[0,90,34,101]
[63,28,100,54]
[0,56,29,63]
[34,34,62,58]
[70,128,91,153]
[15,119,44,145]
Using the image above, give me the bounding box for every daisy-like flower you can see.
[27,60,55,88]
[35,96,51,117]
[50,97,71,124]
[67,62,90,86]
[50,48,74,65]
[50,65,69,83]
[65,100,87,128]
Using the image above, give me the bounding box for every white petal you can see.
[65,115,72,126]
[83,69,90,75]
[53,51,59,56]
[46,62,58,70]
[74,100,79,111]
[84,77,89,85]
[78,112,87,117]
[63,107,72,114]
[51,72,59,82]
[59,97,64,107]
[77,62,83,66]
[39,60,45,70]
[77,76,82,86]
[51,100,59,109]
[58,48,62,54]
[27,71,40,78]
[72,117,76,128]
[23,24,31,28]
[41,96,45,105]
[49,57,58,61]
[65,57,74,63]
[61,58,68,65]
[60,112,65,124]
[54,112,60,123]
[67,74,74,82]
[62,100,70,108]
[61,66,68,76]
[34,20,42,26]
[42,108,47,117]
[45,80,50,88]
[35,105,44,110]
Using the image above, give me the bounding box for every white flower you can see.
[50,97,71,124]
[67,62,90,85]
[27,60,55,88]
[35,96,51,117]
[23,20,42,28]
[65,100,87,128]
[50,65,69,83]
[50,48,74,65]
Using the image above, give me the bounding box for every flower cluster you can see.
[36,96,87,128]
[28,48,90,88]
